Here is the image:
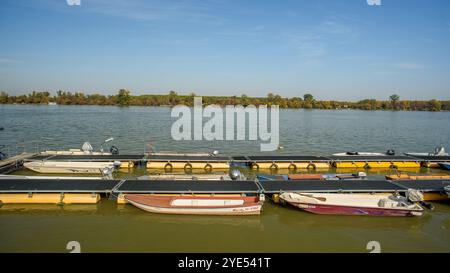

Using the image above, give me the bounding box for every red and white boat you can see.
[124,194,264,216]
[279,192,423,217]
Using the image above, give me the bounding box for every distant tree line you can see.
[0,90,448,111]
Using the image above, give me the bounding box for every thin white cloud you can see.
[0,58,21,64]
[391,62,426,70]
[284,20,356,63]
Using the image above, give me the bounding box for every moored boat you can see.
[438,162,450,170]
[279,192,423,217]
[257,172,366,181]
[124,194,264,215]
[386,173,450,180]
[24,161,120,174]
[332,150,395,157]
[404,147,448,157]
[0,174,102,180]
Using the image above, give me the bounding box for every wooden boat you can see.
[405,147,448,157]
[257,172,366,181]
[332,150,395,157]
[438,163,450,170]
[124,194,264,215]
[386,173,450,180]
[24,161,119,174]
[279,192,423,217]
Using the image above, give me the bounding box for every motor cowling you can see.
[110,146,119,155]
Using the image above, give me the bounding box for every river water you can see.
[0,105,449,252]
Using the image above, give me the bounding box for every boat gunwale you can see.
[279,193,424,212]
[124,194,261,209]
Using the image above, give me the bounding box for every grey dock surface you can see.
[0,178,448,194]
[405,155,450,162]
[0,179,120,193]
[115,180,260,193]
[259,180,403,193]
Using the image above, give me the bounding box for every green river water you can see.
[0,105,449,252]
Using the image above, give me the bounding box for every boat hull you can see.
[438,163,450,170]
[24,161,114,174]
[289,202,422,217]
[125,194,262,216]
[279,192,423,217]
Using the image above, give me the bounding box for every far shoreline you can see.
[1,90,449,112]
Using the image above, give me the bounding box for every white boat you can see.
[279,191,423,217]
[0,174,102,180]
[23,161,120,174]
[404,147,448,157]
[41,139,117,155]
[41,149,112,156]
[332,150,395,156]
[125,194,264,215]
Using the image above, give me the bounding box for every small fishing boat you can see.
[404,147,448,157]
[124,194,264,215]
[0,174,102,180]
[41,139,118,155]
[279,191,423,216]
[257,172,366,181]
[386,173,450,180]
[438,163,450,170]
[24,161,120,174]
[332,150,395,157]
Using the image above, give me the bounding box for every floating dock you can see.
[244,156,331,170]
[20,153,450,171]
[329,155,422,169]
[0,178,448,204]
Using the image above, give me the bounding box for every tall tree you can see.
[116,89,131,106]
[389,94,400,110]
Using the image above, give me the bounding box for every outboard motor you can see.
[386,149,395,156]
[101,167,114,180]
[110,146,119,155]
[81,142,93,153]
[113,161,122,169]
[406,189,424,202]
[229,169,243,180]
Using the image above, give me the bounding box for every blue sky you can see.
[0,0,449,100]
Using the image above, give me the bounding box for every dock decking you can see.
[0,178,448,194]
